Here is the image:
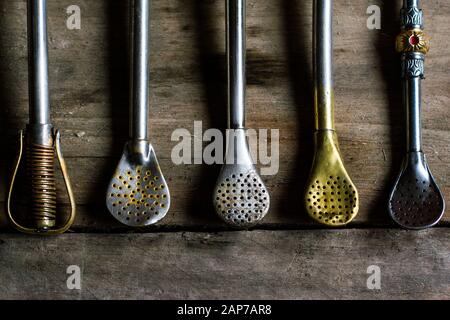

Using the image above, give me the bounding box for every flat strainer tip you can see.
[106,142,170,226]
[304,131,359,226]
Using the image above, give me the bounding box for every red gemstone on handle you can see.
[409,35,420,46]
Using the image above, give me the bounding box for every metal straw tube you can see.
[400,0,424,152]
[314,0,334,130]
[404,0,419,10]
[130,0,150,141]
[405,75,422,152]
[227,0,246,129]
[28,0,50,125]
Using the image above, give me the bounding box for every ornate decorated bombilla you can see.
[389,0,445,229]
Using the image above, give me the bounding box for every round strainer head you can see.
[389,153,445,229]
[306,175,358,225]
[304,131,359,226]
[213,168,269,227]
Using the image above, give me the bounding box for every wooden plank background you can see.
[1,229,449,299]
[0,0,448,300]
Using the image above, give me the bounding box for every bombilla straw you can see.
[304,0,359,226]
[212,0,270,227]
[7,0,76,235]
[106,0,170,227]
[387,0,445,229]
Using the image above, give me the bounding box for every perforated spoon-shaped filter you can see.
[213,130,270,227]
[304,0,359,226]
[389,0,444,229]
[305,131,359,226]
[107,141,170,226]
[389,153,444,229]
[106,0,170,226]
[213,0,270,228]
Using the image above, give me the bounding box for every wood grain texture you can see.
[0,229,448,299]
[0,0,448,230]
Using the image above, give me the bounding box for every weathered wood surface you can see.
[0,0,449,230]
[0,229,448,299]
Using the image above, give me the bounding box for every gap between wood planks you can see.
[1,223,449,234]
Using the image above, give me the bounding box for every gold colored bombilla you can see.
[7,0,76,235]
[304,0,359,226]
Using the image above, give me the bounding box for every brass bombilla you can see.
[7,0,76,235]
[303,0,359,226]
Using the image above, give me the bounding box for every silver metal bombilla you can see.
[7,0,76,235]
[389,0,445,229]
[212,0,270,228]
[106,0,170,226]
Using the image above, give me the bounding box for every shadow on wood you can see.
[279,0,314,224]
[373,0,403,225]
[85,0,130,228]
[188,0,226,225]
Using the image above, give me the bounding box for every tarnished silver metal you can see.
[213,0,270,228]
[389,0,445,229]
[106,0,170,226]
